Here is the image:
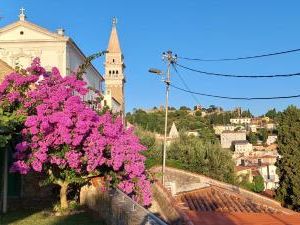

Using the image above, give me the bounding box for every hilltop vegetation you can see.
[129,108,236,184]
[127,108,217,142]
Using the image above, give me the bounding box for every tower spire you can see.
[107,17,121,53]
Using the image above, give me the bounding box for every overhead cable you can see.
[176,63,300,78]
[170,84,300,100]
[178,48,300,62]
[172,64,201,105]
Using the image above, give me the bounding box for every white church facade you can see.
[0,9,124,114]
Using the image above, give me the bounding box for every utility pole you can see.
[161,51,177,186]
[149,51,177,186]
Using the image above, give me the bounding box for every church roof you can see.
[0,20,68,42]
[107,20,122,53]
[0,10,103,81]
[0,59,13,82]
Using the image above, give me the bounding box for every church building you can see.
[0,8,103,102]
[0,9,125,115]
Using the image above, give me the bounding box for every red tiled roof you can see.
[184,211,300,225]
[176,187,279,213]
[176,186,300,224]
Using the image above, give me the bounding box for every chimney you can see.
[267,165,270,179]
[258,159,262,166]
[57,28,65,36]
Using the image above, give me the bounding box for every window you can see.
[113,59,115,63]
[112,70,115,74]
[20,31,24,35]
[109,70,111,75]
[116,70,119,74]
[241,159,245,166]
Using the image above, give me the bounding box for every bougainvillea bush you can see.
[1,58,151,208]
[0,64,39,148]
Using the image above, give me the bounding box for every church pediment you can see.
[0,21,68,42]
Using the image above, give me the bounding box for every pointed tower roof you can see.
[107,17,121,53]
[169,122,179,139]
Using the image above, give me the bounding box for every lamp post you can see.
[149,51,177,186]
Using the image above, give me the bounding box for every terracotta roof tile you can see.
[176,187,280,214]
[176,186,300,224]
[184,211,300,225]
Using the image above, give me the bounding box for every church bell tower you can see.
[104,17,125,115]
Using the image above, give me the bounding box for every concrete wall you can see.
[80,180,168,225]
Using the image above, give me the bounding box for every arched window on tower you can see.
[112,70,115,74]
[109,70,112,76]
[112,59,115,63]
[116,70,119,74]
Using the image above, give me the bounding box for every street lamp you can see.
[148,68,163,75]
[149,51,177,186]
[149,67,168,186]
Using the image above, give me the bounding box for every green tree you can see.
[179,106,191,111]
[134,127,162,169]
[276,106,300,211]
[247,132,258,145]
[259,128,268,144]
[241,109,253,118]
[252,175,265,193]
[265,108,277,119]
[168,135,235,183]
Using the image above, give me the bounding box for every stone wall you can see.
[151,183,194,225]
[80,180,168,225]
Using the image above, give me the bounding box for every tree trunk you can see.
[60,182,69,209]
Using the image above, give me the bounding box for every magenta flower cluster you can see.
[4,58,152,206]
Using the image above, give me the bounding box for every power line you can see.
[176,63,300,78]
[178,48,300,62]
[172,64,201,105]
[170,84,300,100]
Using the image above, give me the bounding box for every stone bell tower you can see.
[104,17,125,115]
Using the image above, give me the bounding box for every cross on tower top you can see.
[19,7,26,21]
[112,17,117,26]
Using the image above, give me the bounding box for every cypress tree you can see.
[276,106,300,211]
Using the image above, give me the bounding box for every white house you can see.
[186,131,199,137]
[246,124,257,133]
[233,140,253,154]
[220,131,246,149]
[213,125,235,135]
[258,165,279,190]
[266,135,278,146]
[230,118,251,125]
[265,123,276,130]
[102,90,121,114]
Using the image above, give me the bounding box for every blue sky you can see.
[1,0,300,115]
